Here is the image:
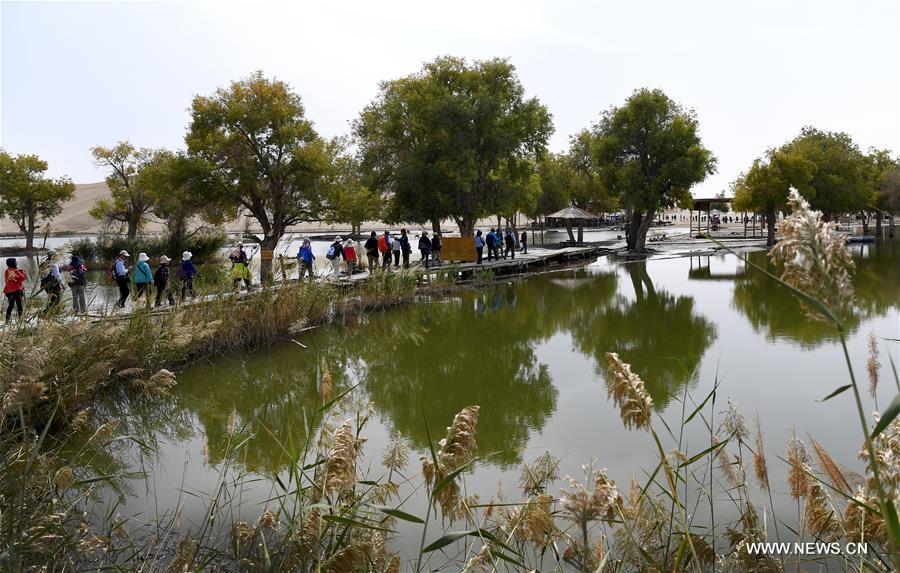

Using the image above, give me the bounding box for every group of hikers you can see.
[3,227,532,321]
[474,228,527,265]
[3,249,199,322]
[299,227,529,279]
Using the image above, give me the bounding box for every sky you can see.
[1,0,898,198]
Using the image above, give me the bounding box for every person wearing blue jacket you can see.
[179,251,198,300]
[485,228,497,261]
[297,239,315,281]
[134,252,154,301]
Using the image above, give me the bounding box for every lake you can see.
[89,240,899,565]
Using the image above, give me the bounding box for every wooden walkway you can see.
[339,245,609,283]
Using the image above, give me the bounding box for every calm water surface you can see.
[102,241,899,561]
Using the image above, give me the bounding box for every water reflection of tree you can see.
[176,351,345,474]
[729,249,895,348]
[569,262,717,408]
[851,241,900,317]
[360,288,564,468]
[172,261,719,472]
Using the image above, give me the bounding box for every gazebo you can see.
[545,206,601,244]
[689,197,733,237]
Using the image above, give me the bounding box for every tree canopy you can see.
[90,142,165,241]
[586,88,716,251]
[354,56,553,235]
[185,71,339,280]
[0,151,75,250]
[732,148,815,245]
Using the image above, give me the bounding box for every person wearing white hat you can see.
[343,238,358,276]
[113,250,131,308]
[229,242,251,290]
[325,236,344,277]
[134,253,153,302]
[179,251,197,300]
[153,255,175,307]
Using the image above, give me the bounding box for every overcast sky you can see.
[2,1,898,198]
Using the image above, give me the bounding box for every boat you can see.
[845,235,875,244]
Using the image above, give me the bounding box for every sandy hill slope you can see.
[0,181,117,235]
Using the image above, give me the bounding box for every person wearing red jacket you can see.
[4,258,26,323]
[343,238,358,276]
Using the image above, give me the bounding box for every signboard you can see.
[260,249,275,261]
[441,237,477,263]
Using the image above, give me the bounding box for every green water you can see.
[111,241,899,558]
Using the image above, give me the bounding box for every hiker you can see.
[504,229,516,260]
[4,258,26,323]
[325,236,344,276]
[399,229,411,268]
[112,250,131,308]
[229,242,252,290]
[392,232,402,266]
[431,233,442,266]
[495,229,506,259]
[380,230,392,268]
[474,230,485,264]
[343,238,358,275]
[296,240,315,281]
[67,255,88,314]
[418,231,432,268]
[153,255,175,307]
[180,251,197,300]
[364,231,379,272]
[485,228,497,261]
[520,230,528,254]
[134,252,153,301]
[39,253,64,313]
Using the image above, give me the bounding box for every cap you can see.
[119,250,130,257]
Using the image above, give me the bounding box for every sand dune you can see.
[0,181,524,238]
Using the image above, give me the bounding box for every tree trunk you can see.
[861,212,869,235]
[634,209,655,251]
[626,209,656,251]
[457,218,475,238]
[24,217,35,251]
[127,215,139,242]
[564,220,575,242]
[577,221,584,243]
[765,206,776,247]
[875,212,882,236]
[626,211,641,250]
[889,212,895,238]
[432,219,441,235]
[259,235,279,285]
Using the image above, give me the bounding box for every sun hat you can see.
[237,241,244,247]
[138,252,149,262]
[334,236,342,242]
[159,255,171,264]
[119,250,130,257]
[182,251,193,261]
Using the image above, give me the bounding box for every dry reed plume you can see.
[769,188,855,317]
[604,352,653,431]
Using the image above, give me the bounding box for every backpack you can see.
[326,244,337,260]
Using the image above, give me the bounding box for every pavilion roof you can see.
[545,206,601,220]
